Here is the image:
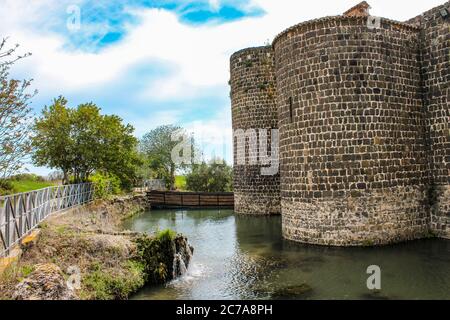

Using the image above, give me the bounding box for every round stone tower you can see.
[416,3,450,239]
[273,16,430,245]
[230,46,280,215]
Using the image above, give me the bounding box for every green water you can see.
[122,209,450,300]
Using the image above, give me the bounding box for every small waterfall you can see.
[185,244,193,261]
[171,236,194,279]
[172,253,188,278]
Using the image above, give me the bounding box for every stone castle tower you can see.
[230,2,449,246]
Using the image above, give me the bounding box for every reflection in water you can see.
[122,209,450,300]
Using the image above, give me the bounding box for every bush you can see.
[89,172,121,198]
[185,160,232,192]
[175,175,186,190]
[10,173,45,182]
[0,179,15,195]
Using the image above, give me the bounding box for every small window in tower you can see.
[289,97,293,123]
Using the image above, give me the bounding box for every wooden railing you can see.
[147,190,234,209]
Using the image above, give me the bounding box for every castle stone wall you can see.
[273,17,430,245]
[230,46,281,215]
[416,4,450,239]
[229,2,449,245]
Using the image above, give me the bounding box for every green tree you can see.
[32,96,73,183]
[140,125,191,190]
[32,97,141,189]
[0,38,36,179]
[97,112,141,189]
[185,159,232,192]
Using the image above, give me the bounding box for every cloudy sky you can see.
[0,0,444,175]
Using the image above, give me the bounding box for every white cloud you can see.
[1,0,445,172]
[127,109,185,138]
[209,0,221,11]
[1,0,444,98]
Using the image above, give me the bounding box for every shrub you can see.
[10,173,45,182]
[0,179,15,195]
[175,175,186,190]
[89,172,121,198]
[185,160,233,192]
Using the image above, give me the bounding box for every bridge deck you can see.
[147,190,234,209]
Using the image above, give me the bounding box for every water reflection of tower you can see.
[234,215,283,254]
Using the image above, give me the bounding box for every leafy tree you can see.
[134,152,152,187]
[32,97,141,189]
[140,125,191,190]
[32,96,73,183]
[0,38,36,178]
[185,159,232,192]
[70,102,103,182]
[96,112,141,189]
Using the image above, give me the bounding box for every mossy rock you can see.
[135,234,175,284]
[133,230,193,285]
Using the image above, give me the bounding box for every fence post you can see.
[15,194,22,244]
[5,199,10,257]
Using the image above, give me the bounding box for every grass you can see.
[7,180,55,194]
[156,229,177,242]
[0,199,172,300]
[80,261,145,300]
[175,175,186,190]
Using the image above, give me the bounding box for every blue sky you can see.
[0,0,445,175]
[61,0,264,51]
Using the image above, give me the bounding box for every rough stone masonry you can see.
[230,1,449,246]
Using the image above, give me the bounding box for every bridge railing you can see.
[134,179,166,192]
[0,183,95,257]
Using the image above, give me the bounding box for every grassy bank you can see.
[10,180,55,193]
[0,174,56,196]
[0,195,191,300]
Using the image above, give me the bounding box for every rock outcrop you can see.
[13,264,76,300]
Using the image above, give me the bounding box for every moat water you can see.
[122,209,450,300]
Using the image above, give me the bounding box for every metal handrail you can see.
[142,179,166,191]
[0,182,96,257]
